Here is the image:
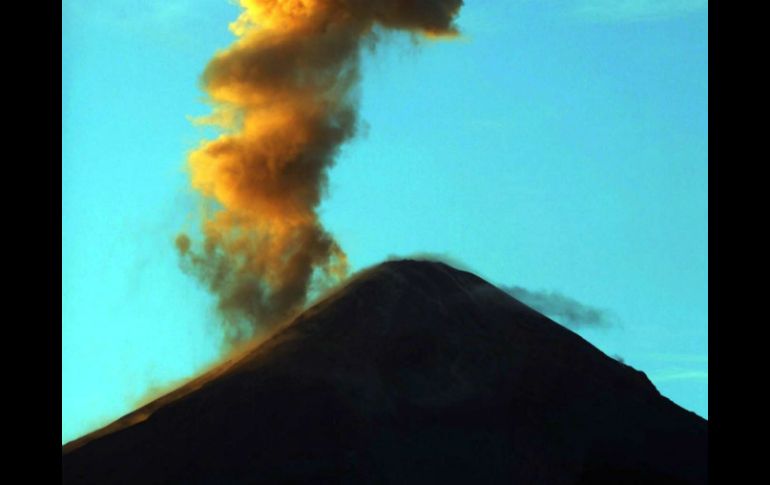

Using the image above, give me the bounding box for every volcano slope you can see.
[62,260,707,484]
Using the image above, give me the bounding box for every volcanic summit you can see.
[62,260,707,484]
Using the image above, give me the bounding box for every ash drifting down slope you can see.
[62,260,707,484]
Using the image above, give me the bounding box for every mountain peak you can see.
[63,259,706,484]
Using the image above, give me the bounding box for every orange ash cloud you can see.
[177,0,463,344]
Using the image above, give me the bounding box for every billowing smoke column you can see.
[177,0,464,343]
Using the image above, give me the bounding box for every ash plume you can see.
[177,1,464,343]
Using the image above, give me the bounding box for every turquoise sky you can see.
[62,0,708,444]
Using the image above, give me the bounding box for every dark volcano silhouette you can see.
[62,260,707,484]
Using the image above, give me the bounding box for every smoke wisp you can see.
[503,285,612,329]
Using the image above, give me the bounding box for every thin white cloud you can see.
[575,0,708,22]
[647,353,708,363]
[65,0,230,50]
[651,370,708,383]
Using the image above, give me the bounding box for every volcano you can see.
[62,260,707,484]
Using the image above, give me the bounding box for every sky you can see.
[62,0,708,444]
